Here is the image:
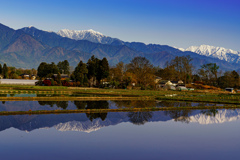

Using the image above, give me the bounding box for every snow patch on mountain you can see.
[182,45,240,63]
[57,29,122,45]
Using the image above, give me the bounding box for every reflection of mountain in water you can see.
[1,109,240,133]
[190,110,240,124]
[0,100,240,132]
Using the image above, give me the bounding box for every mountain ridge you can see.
[0,23,239,70]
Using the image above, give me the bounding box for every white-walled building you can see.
[0,79,38,85]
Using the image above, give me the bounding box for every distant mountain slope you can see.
[3,34,46,57]
[0,23,25,50]
[182,45,240,63]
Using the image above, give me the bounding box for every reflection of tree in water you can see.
[9,94,15,97]
[113,100,156,109]
[38,101,56,107]
[113,101,132,108]
[164,110,192,123]
[74,101,87,109]
[0,94,7,104]
[159,101,193,108]
[85,101,109,121]
[56,101,68,109]
[113,101,154,125]
[201,109,218,117]
[200,103,219,117]
[38,101,68,109]
[128,111,153,125]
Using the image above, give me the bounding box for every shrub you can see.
[50,79,54,86]
[62,81,70,86]
[35,80,43,86]
[72,82,76,87]
[54,81,58,86]
[43,79,51,86]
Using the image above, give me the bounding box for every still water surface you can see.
[0,105,240,160]
[0,101,240,160]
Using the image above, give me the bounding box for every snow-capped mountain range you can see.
[180,45,240,63]
[56,29,240,64]
[57,29,123,45]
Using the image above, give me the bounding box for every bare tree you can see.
[127,57,155,87]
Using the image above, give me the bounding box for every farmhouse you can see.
[225,88,234,93]
[52,74,70,81]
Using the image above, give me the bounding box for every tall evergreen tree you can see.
[48,62,59,75]
[87,55,100,85]
[57,60,70,74]
[37,62,59,78]
[57,72,62,85]
[37,62,47,78]
[0,64,2,75]
[74,61,88,85]
[2,63,8,79]
[97,57,109,82]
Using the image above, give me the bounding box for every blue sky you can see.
[0,0,240,51]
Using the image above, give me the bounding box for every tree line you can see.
[36,55,240,89]
[1,54,239,89]
[0,63,37,79]
[155,55,240,89]
[37,56,110,87]
[109,55,240,89]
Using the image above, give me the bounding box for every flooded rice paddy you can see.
[0,99,239,160]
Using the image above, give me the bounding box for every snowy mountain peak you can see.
[182,45,240,63]
[56,29,123,45]
[57,29,105,42]
[26,26,38,30]
[58,29,104,37]
[186,45,239,55]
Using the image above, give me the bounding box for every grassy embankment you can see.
[0,85,239,104]
[0,105,240,116]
